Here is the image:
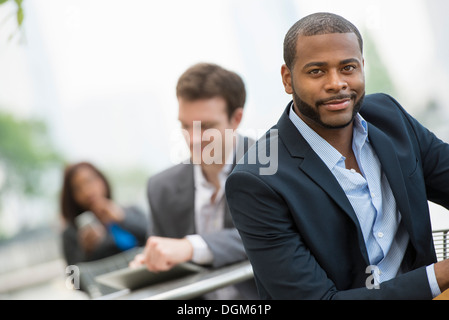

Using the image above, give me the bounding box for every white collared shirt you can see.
[186,145,243,299]
[185,150,234,265]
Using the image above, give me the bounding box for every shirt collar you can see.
[193,140,236,188]
[288,103,368,171]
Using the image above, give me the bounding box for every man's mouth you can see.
[322,98,351,111]
[317,94,355,111]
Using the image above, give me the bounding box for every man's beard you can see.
[292,89,365,130]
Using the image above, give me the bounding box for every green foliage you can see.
[15,2,23,27]
[0,110,63,195]
[0,0,25,41]
[0,0,23,25]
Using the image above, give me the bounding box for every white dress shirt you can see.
[185,148,235,265]
[185,149,239,299]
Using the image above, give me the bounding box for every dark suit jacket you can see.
[147,134,258,299]
[225,93,449,299]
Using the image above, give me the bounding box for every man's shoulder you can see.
[147,162,193,188]
[361,93,409,123]
[232,127,282,177]
[362,93,402,111]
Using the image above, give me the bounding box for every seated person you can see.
[130,63,258,300]
[60,161,148,266]
[225,12,449,299]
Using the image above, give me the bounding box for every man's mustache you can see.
[316,93,357,107]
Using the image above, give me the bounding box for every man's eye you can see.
[201,124,213,130]
[309,69,323,75]
[342,65,356,72]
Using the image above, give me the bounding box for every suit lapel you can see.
[277,104,359,224]
[277,101,420,264]
[175,164,196,234]
[277,105,370,263]
[367,123,416,247]
[298,149,359,226]
[225,134,255,228]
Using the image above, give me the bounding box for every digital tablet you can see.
[95,262,206,290]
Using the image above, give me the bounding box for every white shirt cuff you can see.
[185,234,214,265]
[426,264,442,298]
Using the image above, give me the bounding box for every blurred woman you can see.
[60,161,148,266]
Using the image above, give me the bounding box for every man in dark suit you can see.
[225,12,449,299]
[131,63,258,299]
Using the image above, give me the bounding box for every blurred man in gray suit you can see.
[131,63,258,299]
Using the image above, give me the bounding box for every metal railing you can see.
[142,261,254,300]
[96,260,254,300]
[433,229,449,261]
[94,229,449,300]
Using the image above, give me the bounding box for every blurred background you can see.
[1,0,448,299]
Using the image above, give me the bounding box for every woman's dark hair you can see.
[60,161,111,225]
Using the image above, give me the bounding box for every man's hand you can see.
[434,259,449,293]
[129,236,193,272]
[129,253,146,268]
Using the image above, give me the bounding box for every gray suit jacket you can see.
[146,134,258,299]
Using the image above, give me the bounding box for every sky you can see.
[1,0,449,233]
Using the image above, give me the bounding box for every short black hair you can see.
[283,12,363,69]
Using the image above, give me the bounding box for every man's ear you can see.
[230,107,243,129]
[281,64,294,95]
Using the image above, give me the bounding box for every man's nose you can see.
[324,70,348,92]
[190,128,203,146]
